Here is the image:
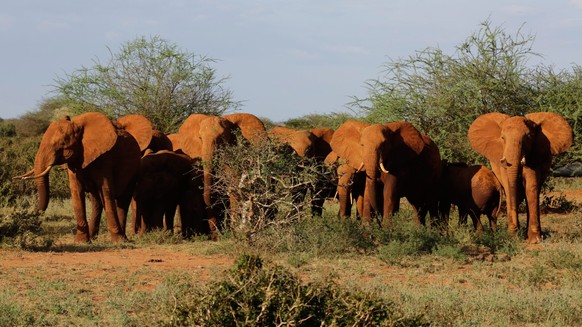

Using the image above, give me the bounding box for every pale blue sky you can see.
[1,0,581,122]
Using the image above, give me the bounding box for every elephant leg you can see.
[310,191,325,217]
[163,199,177,233]
[100,179,127,242]
[469,211,484,232]
[68,174,90,243]
[523,168,543,243]
[115,193,133,235]
[87,192,103,240]
[439,201,451,227]
[487,213,497,231]
[130,198,140,235]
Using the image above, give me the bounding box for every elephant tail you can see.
[492,177,504,219]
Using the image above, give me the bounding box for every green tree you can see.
[353,20,543,163]
[283,112,354,130]
[531,65,582,164]
[54,36,239,133]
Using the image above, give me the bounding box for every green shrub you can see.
[0,210,53,250]
[174,254,428,326]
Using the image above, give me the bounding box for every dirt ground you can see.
[1,189,580,301]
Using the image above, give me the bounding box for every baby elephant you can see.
[439,162,503,231]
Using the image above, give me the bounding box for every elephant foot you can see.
[527,231,542,244]
[74,232,91,243]
[109,233,128,243]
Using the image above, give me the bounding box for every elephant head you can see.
[331,120,426,218]
[270,126,318,158]
[468,111,572,241]
[223,113,268,144]
[32,112,118,211]
[176,113,267,237]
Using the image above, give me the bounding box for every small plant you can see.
[173,254,428,326]
[0,210,53,250]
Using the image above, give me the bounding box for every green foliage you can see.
[54,35,239,133]
[354,19,579,165]
[0,122,16,137]
[531,65,582,164]
[284,112,355,130]
[175,254,426,326]
[0,210,53,250]
[0,136,69,207]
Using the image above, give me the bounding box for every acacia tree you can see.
[353,20,544,163]
[54,36,239,132]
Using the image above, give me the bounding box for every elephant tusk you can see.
[13,168,35,180]
[379,162,389,174]
[521,156,526,166]
[350,192,353,205]
[22,165,53,180]
[356,162,364,173]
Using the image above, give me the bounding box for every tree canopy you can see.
[54,36,239,133]
[353,20,581,165]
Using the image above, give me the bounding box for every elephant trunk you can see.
[364,150,380,213]
[505,162,521,234]
[33,151,53,212]
[201,141,219,239]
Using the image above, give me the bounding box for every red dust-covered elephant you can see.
[468,112,572,243]
[17,112,152,242]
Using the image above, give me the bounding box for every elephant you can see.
[132,150,206,238]
[18,112,152,242]
[439,161,503,231]
[468,112,573,243]
[175,112,268,238]
[331,120,442,228]
[324,151,366,219]
[269,126,336,216]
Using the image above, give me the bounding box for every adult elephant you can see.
[331,120,442,228]
[132,150,206,238]
[269,126,336,216]
[439,162,503,231]
[176,112,267,238]
[468,112,573,243]
[19,112,151,242]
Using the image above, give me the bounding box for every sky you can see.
[1,1,581,122]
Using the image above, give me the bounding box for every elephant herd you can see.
[15,111,573,244]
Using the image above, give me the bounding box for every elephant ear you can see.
[116,114,153,151]
[72,112,118,168]
[269,127,314,158]
[166,133,181,152]
[467,112,509,162]
[177,114,209,158]
[223,113,267,143]
[330,120,369,170]
[385,122,425,156]
[310,128,334,160]
[525,112,573,155]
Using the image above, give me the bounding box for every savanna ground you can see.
[0,178,581,326]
